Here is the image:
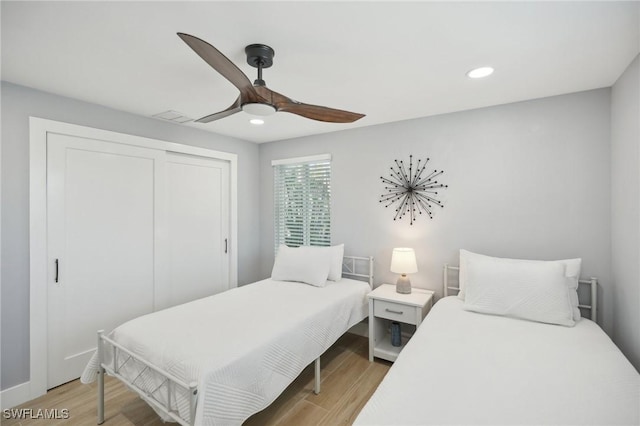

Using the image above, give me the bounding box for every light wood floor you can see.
[4,334,390,426]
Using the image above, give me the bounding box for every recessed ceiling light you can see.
[467,67,494,79]
[249,118,265,125]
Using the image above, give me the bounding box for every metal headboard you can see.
[442,264,598,322]
[343,256,374,288]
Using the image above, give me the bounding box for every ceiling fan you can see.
[177,33,365,124]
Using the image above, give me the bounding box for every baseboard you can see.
[0,381,31,409]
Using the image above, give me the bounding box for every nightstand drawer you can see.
[374,300,416,323]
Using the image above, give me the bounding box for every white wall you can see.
[260,89,612,329]
[611,54,640,371]
[0,82,262,391]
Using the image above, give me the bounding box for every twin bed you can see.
[84,248,640,426]
[356,252,640,425]
[82,250,373,426]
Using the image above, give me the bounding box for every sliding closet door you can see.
[45,131,232,389]
[159,152,230,309]
[46,134,165,388]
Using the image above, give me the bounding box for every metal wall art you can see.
[380,155,448,225]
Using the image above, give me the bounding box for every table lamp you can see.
[390,248,418,294]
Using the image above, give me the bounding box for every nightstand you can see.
[368,284,434,362]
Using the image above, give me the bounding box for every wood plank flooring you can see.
[3,333,390,426]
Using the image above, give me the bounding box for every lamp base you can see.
[396,274,412,294]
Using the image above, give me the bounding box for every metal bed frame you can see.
[95,255,374,425]
[442,264,598,321]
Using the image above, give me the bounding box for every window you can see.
[273,154,331,251]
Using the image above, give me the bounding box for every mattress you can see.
[82,277,369,425]
[355,296,640,426]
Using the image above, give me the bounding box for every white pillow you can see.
[562,258,582,321]
[327,244,344,281]
[459,250,582,321]
[462,253,575,327]
[281,244,344,281]
[271,245,332,287]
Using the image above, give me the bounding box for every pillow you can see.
[279,244,344,281]
[327,244,344,281]
[271,245,332,287]
[459,250,582,321]
[462,253,575,327]
[562,258,582,321]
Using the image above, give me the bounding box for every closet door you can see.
[46,133,165,388]
[159,152,230,309]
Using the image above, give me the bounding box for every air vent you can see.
[152,110,194,124]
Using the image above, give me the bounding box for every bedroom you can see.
[1,1,639,425]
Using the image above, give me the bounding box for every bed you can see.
[81,249,373,426]
[355,251,640,426]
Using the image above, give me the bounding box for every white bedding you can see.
[82,277,369,425]
[355,296,640,426]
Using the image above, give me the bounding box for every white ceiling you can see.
[2,1,639,143]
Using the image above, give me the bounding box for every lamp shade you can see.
[390,248,418,274]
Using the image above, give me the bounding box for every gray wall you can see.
[260,89,612,330]
[4,77,634,392]
[611,54,640,371]
[0,81,262,390]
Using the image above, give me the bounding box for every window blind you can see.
[273,156,331,252]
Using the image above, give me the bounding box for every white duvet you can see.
[355,296,640,426]
[82,277,369,425]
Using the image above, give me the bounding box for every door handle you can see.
[55,259,59,283]
[225,238,228,254]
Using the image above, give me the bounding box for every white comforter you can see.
[82,278,369,425]
[356,296,640,426]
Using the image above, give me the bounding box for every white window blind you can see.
[273,155,331,251]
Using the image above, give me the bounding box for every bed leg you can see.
[189,384,198,426]
[314,357,321,395]
[97,366,105,424]
[97,330,105,425]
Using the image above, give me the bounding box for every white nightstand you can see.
[368,284,434,362]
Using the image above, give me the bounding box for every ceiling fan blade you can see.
[177,33,259,100]
[196,97,242,123]
[262,88,365,123]
[279,102,365,123]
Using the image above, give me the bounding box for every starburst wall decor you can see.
[380,155,448,225]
